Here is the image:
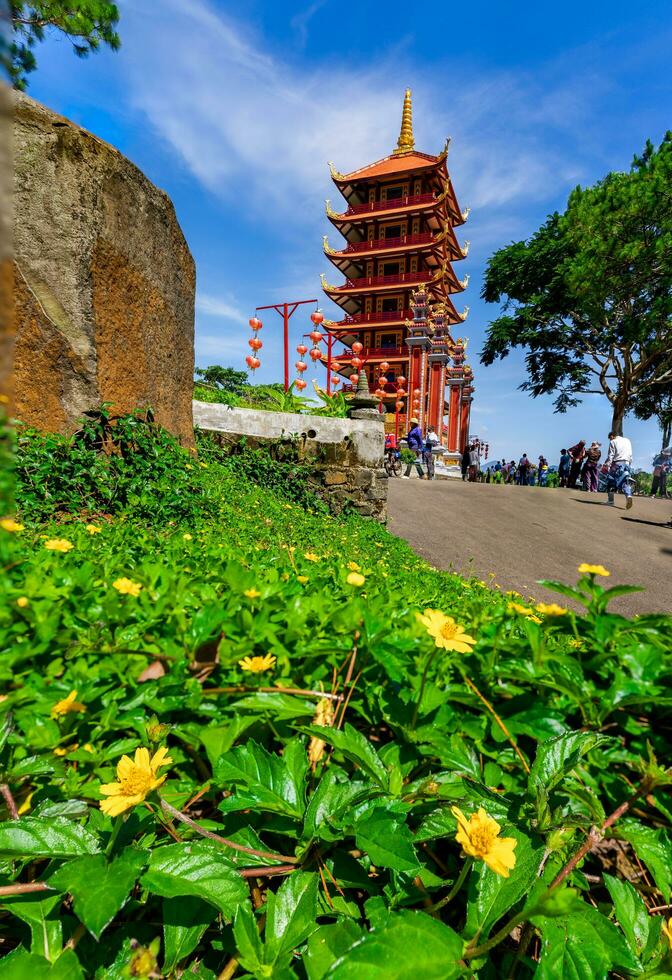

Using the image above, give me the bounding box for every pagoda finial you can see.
[393,88,415,155]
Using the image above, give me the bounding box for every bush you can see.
[0,420,671,978]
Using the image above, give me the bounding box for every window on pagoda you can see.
[384,225,402,239]
[384,185,403,201]
[382,262,400,276]
[381,298,399,312]
[380,332,399,348]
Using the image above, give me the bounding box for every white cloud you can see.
[119,0,599,227]
[196,293,247,324]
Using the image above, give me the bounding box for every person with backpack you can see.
[423,426,440,480]
[568,440,586,488]
[583,441,602,492]
[402,418,425,479]
[517,453,530,485]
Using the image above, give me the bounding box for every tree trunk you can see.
[610,403,625,436]
[662,419,671,452]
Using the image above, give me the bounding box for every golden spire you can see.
[393,88,415,155]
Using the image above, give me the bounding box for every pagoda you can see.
[320,90,474,461]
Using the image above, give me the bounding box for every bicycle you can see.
[384,446,402,477]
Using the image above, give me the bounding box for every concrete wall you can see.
[8,92,195,445]
[193,401,388,521]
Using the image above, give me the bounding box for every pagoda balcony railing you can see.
[334,271,433,290]
[344,192,437,216]
[338,232,435,254]
[334,310,409,326]
[343,346,407,360]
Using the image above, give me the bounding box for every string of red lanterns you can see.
[245,317,263,371]
[292,309,325,391]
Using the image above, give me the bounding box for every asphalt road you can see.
[388,480,672,616]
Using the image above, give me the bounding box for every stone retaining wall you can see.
[193,401,388,521]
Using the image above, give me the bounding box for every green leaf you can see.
[0,818,100,858]
[329,911,463,979]
[0,947,84,980]
[233,901,264,975]
[48,850,147,939]
[619,820,672,901]
[305,920,365,980]
[528,731,611,796]
[214,738,307,819]
[301,723,389,791]
[302,769,375,844]
[464,830,544,940]
[1,893,62,962]
[264,871,319,965]
[199,717,257,769]
[536,908,639,979]
[163,896,218,972]
[142,841,247,917]
[603,873,655,962]
[355,809,419,872]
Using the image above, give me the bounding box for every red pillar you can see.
[409,345,424,426]
[459,391,471,451]
[427,358,444,435]
[447,384,461,452]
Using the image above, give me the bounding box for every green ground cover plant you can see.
[0,412,671,978]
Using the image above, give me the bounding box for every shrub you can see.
[0,421,671,977]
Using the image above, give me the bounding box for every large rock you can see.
[7,92,195,443]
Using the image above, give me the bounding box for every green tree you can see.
[195,365,249,395]
[632,383,672,451]
[5,2,120,90]
[480,133,672,435]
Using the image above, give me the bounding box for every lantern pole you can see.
[256,298,318,392]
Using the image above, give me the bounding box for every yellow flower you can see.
[297,575,309,584]
[347,561,361,571]
[84,743,95,753]
[535,602,568,617]
[53,747,68,757]
[85,524,102,535]
[182,532,193,540]
[304,552,320,562]
[577,563,610,577]
[508,602,542,623]
[44,538,74,553]
[0,394,9,404]
[1,517,24,533]
[568,638,583,649]
[346,571,366,587]
[51,690,86,718]
[417,609,476,653]
[451,806,517,878]
[100,746,172,817]
[239,653,276,673]
[662,919,672,951]
[17,791,35,815]
[16,597,29,608]
[185,464,193,470]
[244,588,261,599]
[112,577,142,596]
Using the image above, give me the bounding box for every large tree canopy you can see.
[481,133,672,434]
[4,2,120,89]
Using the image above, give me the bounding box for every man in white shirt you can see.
[605,431,634,509]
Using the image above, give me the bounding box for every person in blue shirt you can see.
[558,449,571,488]
[402,418,425,479]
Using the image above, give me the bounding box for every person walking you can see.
[651,451,671,498]
[402,418,425,480]
[538,456,549,487]
[507,460,516,484]
[558,448,571,488]
[583,441,601,492]
[423,425,440,480]
[568,440,586,488]
[461,444,470,481]
[517,453,530,485]
[604,431,634,509]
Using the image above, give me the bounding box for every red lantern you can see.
[295,378,307,391]
[349,373,359,385]
[374,388,386,399]
[295,361,307,373]
[331,362,342,372]
[309,331,323,345]
[248,337,263,351]
[331,375,341,386]
[397,389,407,397]
[352,341,363,355]
[249,317,262,331]
[395,400,404,411]
[350,356,363,369]
[296,343,308,356]
[380,360,390,372]
[413,387,421,395]
[309,347,322,361]
[397,375,407,385]
[245,355,261,371]
[310,310,324,325]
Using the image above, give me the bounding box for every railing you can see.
[339,232,435,254]
[334,310,409,326]
[342,346,406,360]
[344,192,437,216]
[333,271,433,291]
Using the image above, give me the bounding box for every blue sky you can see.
[28,0,672,466]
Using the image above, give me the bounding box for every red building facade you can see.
[321,90,474,458]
